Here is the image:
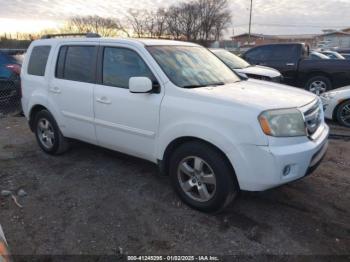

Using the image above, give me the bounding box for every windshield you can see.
[147,46,240,88]
[323,52,345,59]
[212,49,250,69]
[310,52,330,60]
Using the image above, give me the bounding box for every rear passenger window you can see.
[28,46,51,76]
[56,46,97,83]
[102,47,155,89]
[270,45,298,60]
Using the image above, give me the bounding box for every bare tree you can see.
[198,0,232,41]
[154,8,168,38]
[127,9,148,37]
[63,15,128,37]
[163,0,232,41]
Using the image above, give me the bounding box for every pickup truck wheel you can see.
[305,76,331,95]
[336,100,350,127]
[169,141,239,213]
[34,110,69,155]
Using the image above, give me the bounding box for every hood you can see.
[328,85,350,93]
[192,79,316,110]
[235,65,281,78]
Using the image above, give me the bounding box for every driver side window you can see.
[102,47,156,89]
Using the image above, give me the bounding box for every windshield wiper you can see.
[182,82,225,88]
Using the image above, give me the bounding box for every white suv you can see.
[21,35,329,212]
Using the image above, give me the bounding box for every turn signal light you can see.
[259,115,272,136]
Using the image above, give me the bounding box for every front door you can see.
[93,46,163,161]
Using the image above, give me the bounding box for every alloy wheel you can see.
[177,156,217,202]
[340,103,350,126]
[309,81,327,95]
[37,118,55,149]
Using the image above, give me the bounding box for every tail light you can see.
[5,64,21,75]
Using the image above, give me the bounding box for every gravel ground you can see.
[0,116,349,258]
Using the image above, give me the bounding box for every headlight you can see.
[259,108,306,137]
[321,92,336,99]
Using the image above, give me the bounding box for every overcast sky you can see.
[1,0,350,37]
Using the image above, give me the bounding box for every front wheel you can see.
[305,76,332,95]
[336,100,350,128]
[169,141,239,213]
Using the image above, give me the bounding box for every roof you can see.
[32,37,199,47]
[232,33,318,40]
[321,30,350,36]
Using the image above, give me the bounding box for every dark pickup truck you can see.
[242,43,350,95]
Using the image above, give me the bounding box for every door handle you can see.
[286,63,295,66]
[50,87,61,94]
[96,96,111,104]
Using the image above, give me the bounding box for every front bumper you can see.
[228,123,329,191]
[320,96,336,120]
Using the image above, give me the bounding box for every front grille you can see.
[303,99,322,137]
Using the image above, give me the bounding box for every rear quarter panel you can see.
[21,42,54,118]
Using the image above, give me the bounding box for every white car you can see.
[321,86,350,127]
[210,48,282,82]
[21,34,329,212]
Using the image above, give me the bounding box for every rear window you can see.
[56,45,97,83]
[27,46,51,76]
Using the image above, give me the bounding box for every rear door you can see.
[265,44,299,85]
[244,44,299,85]
[49,42,98,144]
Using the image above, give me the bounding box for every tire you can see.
[305,76,332,95]
[169,141,239,213]
[336,100,350,128]
[34,110,69,155]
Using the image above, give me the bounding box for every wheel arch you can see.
[303,71,333,87]
[332,98,350,121]
[158,136,239,188]
[28,104,49,131]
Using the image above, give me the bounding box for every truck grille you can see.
[303,99,322,137]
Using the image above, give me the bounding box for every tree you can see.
[63,15,128,37]
[127,9,148,37]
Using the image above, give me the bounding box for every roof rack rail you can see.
[41,33,101,39]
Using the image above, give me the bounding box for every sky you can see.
[0,0,350,37]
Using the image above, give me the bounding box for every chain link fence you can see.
[0,79,22,118]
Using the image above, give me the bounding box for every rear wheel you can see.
[305,76,331,95]
[169,141,239,213]
[34,110,69,155]
[336,100,350,127]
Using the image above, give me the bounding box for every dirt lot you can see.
[0,116,349,258]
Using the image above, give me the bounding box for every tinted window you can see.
[103,47,155,89]
[270,45,298,60]
[245,46,272,61]
[27,46,51,76]
[58,46,96,83]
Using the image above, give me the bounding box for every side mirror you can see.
[129,77,153,93]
